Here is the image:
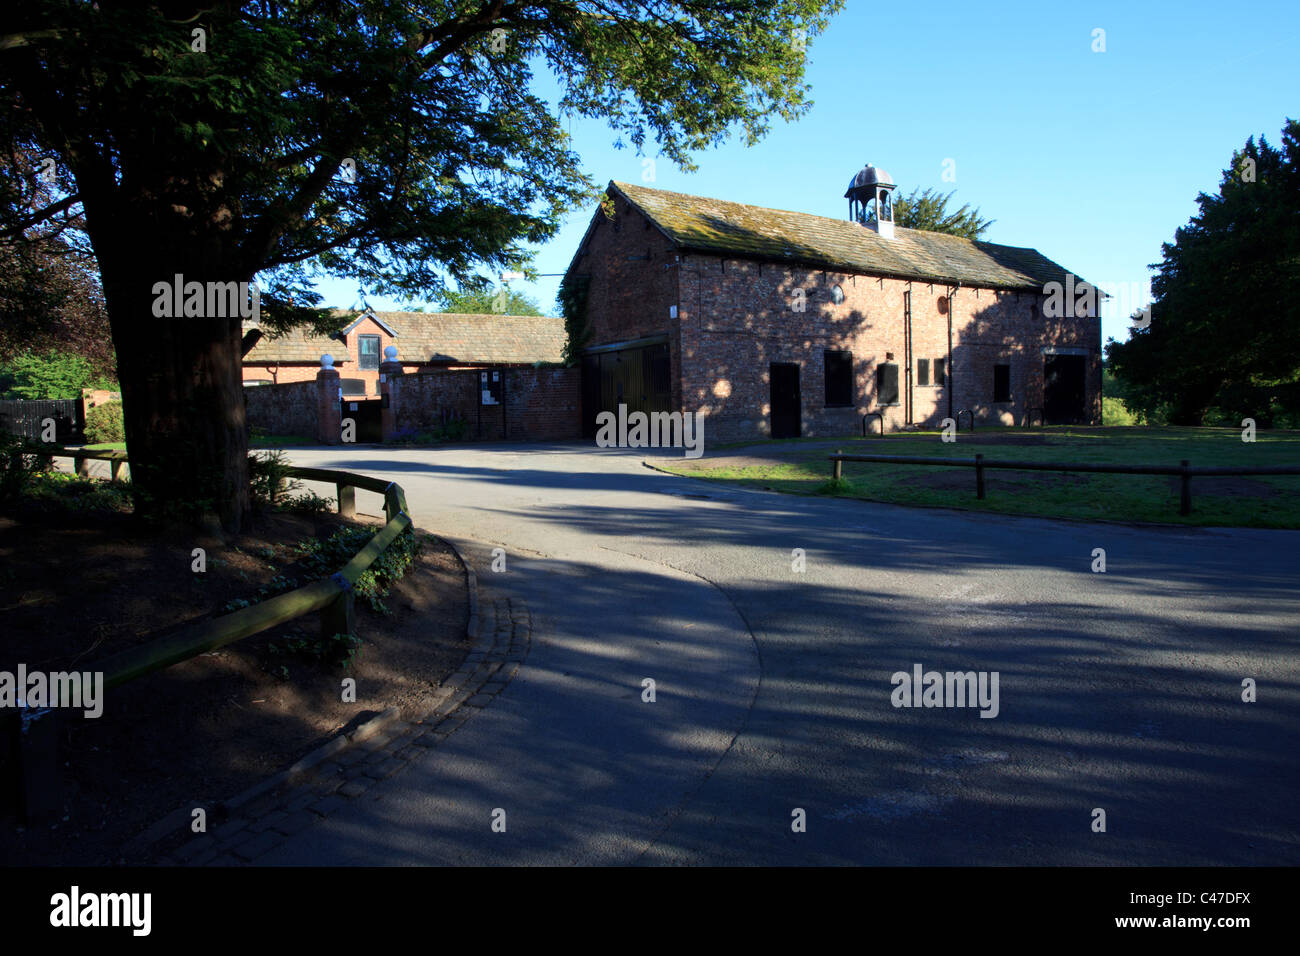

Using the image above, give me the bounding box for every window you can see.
[830,284,845,305]
[824,351,853,407]
[340,378,367,395]
[876,362,900,406]
[358,335,381,370]
[934,358,946,386]
[993,364,1011,403]
[917,358,930,386]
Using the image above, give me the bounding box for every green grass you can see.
[83,441,126,450]
[657,425,1300,528]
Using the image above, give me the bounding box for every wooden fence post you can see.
[336,483,355,517]
[1180,460,1192,515]
[321,573,355,639]
[832,456,843,481]
[975,453,986,499]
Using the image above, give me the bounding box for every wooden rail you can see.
[5,449,415,822]
[828,452,1300,516]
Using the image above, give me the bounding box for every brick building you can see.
[242,309,566,398]
[564,168,1101,444]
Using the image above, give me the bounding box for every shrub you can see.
[1102,395,1141,427]
[248,449,297,506]
[0,349,115,400]
[0,433,40,500]
[84,401,125,444]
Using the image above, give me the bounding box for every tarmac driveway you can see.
[254,442,1299,865]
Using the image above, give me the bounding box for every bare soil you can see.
[0,502,470,866]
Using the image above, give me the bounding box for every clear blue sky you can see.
[316,0,1300,350]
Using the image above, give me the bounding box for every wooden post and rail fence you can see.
[3,449,414,824]
[829,451,1300,516]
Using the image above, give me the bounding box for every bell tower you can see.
[845,163,897,239]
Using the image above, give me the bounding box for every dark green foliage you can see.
[0,349,115,400]
[1107,119,1300,426]
[265,631,363,673]
[223,525,425,616]
[558,276,592,367]
[893,187,994,239]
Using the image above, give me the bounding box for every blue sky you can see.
[316,0,1300,350]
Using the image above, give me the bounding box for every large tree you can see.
[1106,119,1300,426]
[0,146,115,375]
[437,280,543,315]
[893,186,993,240]
[1,0,839,531]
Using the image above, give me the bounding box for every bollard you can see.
[336,483,355,518]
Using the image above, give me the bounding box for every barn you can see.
[562,167,1102,445]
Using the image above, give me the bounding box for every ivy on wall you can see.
[558,276,592,367]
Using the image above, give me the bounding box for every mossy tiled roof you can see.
[609,181,1084,291]
[243,312,565,365]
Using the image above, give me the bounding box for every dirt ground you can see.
[0,502,470,866]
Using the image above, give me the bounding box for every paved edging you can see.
[134,536,529,865]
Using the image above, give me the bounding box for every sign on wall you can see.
[480,370,502,406]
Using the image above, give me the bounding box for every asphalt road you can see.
[249,442,1298,865]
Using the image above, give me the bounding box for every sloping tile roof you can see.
[242,323,353,364]
[243,312,566,365]
[607,181,1086,291]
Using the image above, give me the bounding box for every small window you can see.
[917,358,930,387]
[358,335,381,370]
[876,362,900,406]
[830,284,845,305]
[825,351,853,407]
[993,364,1011,403]
[934,358,946,386]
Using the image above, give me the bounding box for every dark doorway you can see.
[341,398,383,443]
[1043,355,1087,424]
[581,342,672,437]
[770,363,801,439]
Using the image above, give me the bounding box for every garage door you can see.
[582,342,671,438]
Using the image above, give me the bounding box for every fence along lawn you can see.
[657,426,1300,529]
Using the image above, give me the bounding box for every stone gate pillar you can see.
[316,355,341,445]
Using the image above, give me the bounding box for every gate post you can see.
[316,356,342,445]
[379,347,403,442]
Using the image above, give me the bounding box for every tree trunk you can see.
[99,257,251,534]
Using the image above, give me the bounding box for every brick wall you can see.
[386,367,582,441]
[572,198,684,410]
[244,380,322,437]
[673,254,1100,444]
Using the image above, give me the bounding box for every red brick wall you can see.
[244,379,321,437]
[574,198,684,410]
[385,367,581,441]
[504,367,582,440]
[670,254,1100,444]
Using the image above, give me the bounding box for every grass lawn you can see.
[656,425,1300,529]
